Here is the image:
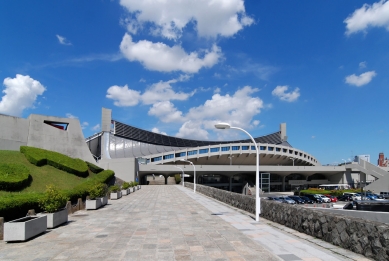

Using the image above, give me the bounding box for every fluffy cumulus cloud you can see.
[344,0,389,35]
[345,71,377,87]
[151,127,167,135]
[148,101,184,123]
[120,34,222,73]
[56,34,72,45]
[119,0,253,40]
[0,74,46,117]
[106,76,194,106]
[271,86,300,102]
[175,86,264,139]
[106,84,141,106]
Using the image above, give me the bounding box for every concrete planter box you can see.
[100,196,108,206]
[121,189,129,196]
[4,216,47,242]
[138,185,141,190]
[86,199,102,210]
[110,191,122,200]
[132,187,136,192]
[38,208,68,229]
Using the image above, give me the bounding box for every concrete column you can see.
[282,176,286,192]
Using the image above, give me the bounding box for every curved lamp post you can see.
[289,157,296,166]
[174,165,185,187]
[215,122,260,222]
[179,159,196,193]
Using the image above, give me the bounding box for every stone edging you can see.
[184,182,389,261]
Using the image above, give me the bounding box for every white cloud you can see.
[344,0,389,35]
[119,0,253,40]
[106,84,141,106]
[359,61,367,69]
[106,76,194,107]
[92,124,100,131]
[120,33,222,73]
[272,86,300,102]
[81,122,89,130]
[56,34,72,45]
[0,74,46,117]
[148,101,184,123]
[345,71,377,87]
[175,86,264,139]
[151,127,167,135]
[66,113,77,119]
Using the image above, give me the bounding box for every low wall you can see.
[184,183,389,261]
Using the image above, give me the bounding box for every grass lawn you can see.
[0,150,96,196]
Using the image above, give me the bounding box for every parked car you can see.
[325,194,338,202]
[380,192,389,199]
[267,197,283,203]
[338,195,353,201]
[316,194,331,203]
[278,196,296,204]
[299,196,314,204]
[304,194,323,203]
[289,196,305,204]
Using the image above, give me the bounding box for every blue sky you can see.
[1,0,388,165]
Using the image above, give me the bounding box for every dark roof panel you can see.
[113,121,291,148]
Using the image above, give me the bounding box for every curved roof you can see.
[114,120,291,148]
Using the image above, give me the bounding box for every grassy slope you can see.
[0,150,96,196]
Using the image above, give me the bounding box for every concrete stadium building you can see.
[85,108,389,193]
[1,108,389,193]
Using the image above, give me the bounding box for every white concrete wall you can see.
[0,114,29,150]
[99,157,136,182]
[26,114,94,162]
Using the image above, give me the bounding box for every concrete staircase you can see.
[347,159,389,192]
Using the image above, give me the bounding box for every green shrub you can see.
[20,146,88,177]
[174,174,181,184]
[0,170,115,221]
[65,170,115,202]
[0,192,43,221]
[88,183,108,199]
[39,184,68,213]
[122,182,130,189]
[86,161,104,174]
[129,181,134,187]
[0,163,32,191]
[109,185,120,192]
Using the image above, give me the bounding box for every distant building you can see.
[378,152,389,167]
[355,155,370,163]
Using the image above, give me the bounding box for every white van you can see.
[380,192,389,199]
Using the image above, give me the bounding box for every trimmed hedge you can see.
[0,163,32,191]
[0,170,115,221]
[20,146,88,177]
[86,161,104,173]
[64,169,115,202]
[0,192,42,221]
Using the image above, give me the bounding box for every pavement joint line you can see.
[178,185,372,261]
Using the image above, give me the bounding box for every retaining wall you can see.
[184,182,389,261]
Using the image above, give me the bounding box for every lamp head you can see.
[215,122,231,129]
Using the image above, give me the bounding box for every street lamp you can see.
[289,157,296,166]
[174,165,185,187]
[179,159,196,193]
[215,122,260,222]
[228,155,234,165]
[342,159,347,166]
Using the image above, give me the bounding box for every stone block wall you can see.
[184,182,389,261]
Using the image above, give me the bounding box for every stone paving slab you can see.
[0,185,281,261]
[177,186,372,261]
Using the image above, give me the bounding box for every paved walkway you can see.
[0,186,371,261]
